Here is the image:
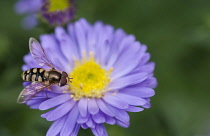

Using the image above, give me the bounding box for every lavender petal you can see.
[126,106,144,112]
[46,100,75,121]
[92,111,106,124]
[138,77,158,88]
[41,110,53,118]
[105,115,116,125]
[39,94,71,110]
[103,95,129,109]
[60,105,79,136]
[116,120,130,128]
[142,98,151,108]
[81,123,88,129]
[55,26,77,68]
[106,104,130,122]
[96,99,115,117]
[91,124,108,136]
[108,72,148,90]
[46,115,67,136]
[78,98,88,117]
[120,87,155,98]
[88,98,99,115]
[86,117,95,128]
[77,113,90,124]
[110,42,142,80]
[70,124,80,136]
[115,93,147,106]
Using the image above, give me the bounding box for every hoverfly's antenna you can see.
[68,77,73,83]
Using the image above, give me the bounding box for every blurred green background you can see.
[1,0,210,136]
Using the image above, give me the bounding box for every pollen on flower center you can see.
[69,54,111,100]
[47,0,70,12]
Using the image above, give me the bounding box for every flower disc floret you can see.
[70,55,111,100]
[47,0,69,12]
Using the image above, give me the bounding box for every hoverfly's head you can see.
[59,71,71,86]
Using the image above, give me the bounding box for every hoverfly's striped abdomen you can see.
[22,68,47,82]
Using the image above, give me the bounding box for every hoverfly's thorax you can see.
[44,71,49,79]
[48,70,62,84]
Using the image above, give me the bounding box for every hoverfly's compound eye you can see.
[62,71,68,78]
[59,77,67,86]
[58,71,69,87]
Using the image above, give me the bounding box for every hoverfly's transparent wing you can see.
[17,82,49,104]
[29,37,55,69]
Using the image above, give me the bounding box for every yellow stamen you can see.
[69,53,111,100]
[47,0,70,12]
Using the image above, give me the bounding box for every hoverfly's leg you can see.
[49,86,55,92]
[44,90,48,98]
[48,86,51,91]
[44,85,51,99]
[61,85,70,93]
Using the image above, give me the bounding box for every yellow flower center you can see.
[69,53,112,100]
[47,0,70,12]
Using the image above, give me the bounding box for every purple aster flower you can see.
[22,18,157,136]
[15,0,75,29]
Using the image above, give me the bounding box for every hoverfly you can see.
[17,38,72,104]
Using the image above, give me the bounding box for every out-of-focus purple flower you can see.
[15,0,75,29]
[41,0,75,26]
[15,0,41,29]
[22,18,157,136]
